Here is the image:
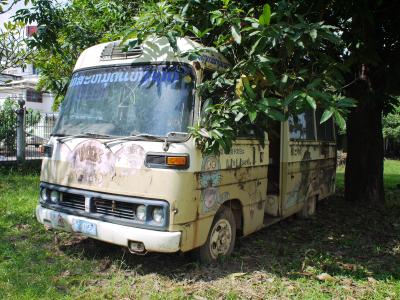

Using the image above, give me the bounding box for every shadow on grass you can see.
[57,191,400,283]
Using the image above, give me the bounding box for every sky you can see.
[0,0,68,29]
[0,1,30,29]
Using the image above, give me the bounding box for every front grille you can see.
[93,198,137,220]
[60,193,85,210]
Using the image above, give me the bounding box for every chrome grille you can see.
[93,198,137,220]
[60,193,85,210]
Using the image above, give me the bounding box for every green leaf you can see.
[260,97,281,108]
[250,37,263,55]
[181,2,189,17]
[249,110,257,122]
[243,80,257,99]
[166,31,177,51]
[305,94,316,110]
[259,4,271,26]
[320,109,333,124]
[307,78,321,89]
[231,24,241,44]
[235,112,245,122]
[309,29,317,41]
[192,25,200,37]
[334,111,346,130]
[267,109,286,121]
[337,97,356,107]
[283,91,301,106]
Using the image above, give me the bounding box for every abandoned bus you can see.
[36,37,336,262]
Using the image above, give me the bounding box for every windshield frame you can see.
[52,62,198,141]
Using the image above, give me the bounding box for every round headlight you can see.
[152,207,164,223]
[40,188,48,202]
[136,205,146,221]
[50,190,60,203]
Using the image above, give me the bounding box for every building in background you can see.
[0,25,56,113]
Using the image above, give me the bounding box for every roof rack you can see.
[100,41,143,61]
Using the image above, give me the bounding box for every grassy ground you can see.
[0,161,400,299]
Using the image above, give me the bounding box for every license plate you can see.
[72,219,97,236]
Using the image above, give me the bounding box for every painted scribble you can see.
[199,155,229,212]
[69,140,116,186]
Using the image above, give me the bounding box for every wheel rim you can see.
[209,219,232,259]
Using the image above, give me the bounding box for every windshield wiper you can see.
[102,133,164,148]
[57,132,115,143]
[102,132,189,149]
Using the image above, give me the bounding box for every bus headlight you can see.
[152,207,164,223]
[136,205,146,221]
[50,190,60,203]
[40,188,49,202]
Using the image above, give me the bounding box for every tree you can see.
[383,99,400,157]
[0,98,40,152]
[14,0,142,109]
[0,21,32,73]
[307,0,400,204]
[124,0,354,153]
[12,0,399,205]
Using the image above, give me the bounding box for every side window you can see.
[289,109,315,140]
[315,108,334,141]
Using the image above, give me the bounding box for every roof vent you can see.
[100,41,143,61]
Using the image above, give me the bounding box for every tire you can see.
[297,196,316,218]
[195,206,236,263]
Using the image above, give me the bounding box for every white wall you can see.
[26,93,55,113]
[0,88,55,113]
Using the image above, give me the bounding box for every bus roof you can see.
[74,36,230,72]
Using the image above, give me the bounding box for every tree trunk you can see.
[345,80,385,204]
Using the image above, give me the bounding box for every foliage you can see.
[0,20,32,73]
[383,99,400,140]
[9,0,357,153]
[124,0,355,153]
[14,0,142,110]
[0,0,25,14]
[0,98,41,151]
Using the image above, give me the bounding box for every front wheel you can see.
[195,206,236,263]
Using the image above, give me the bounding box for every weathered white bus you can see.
[36,37,336,262]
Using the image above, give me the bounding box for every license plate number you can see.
[72,219,97,236]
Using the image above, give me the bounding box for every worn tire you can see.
[297,196,316,218]
[195,206,236,264]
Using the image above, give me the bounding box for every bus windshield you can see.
[53,64,195,137]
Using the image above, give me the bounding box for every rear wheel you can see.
[196,206,236,263]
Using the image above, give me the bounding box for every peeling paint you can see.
[115,144,145,176]
[69,140,116,186]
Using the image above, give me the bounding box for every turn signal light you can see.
[145,153,189,169]
[39,145,53,157]
[166,156,187,166]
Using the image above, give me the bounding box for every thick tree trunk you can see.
[345,80,385,204]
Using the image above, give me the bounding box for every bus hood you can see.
[40,137,194,199]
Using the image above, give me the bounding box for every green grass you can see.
[1,162,400,299]
[336,159,400,191]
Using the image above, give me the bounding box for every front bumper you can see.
[36,205,181,253]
